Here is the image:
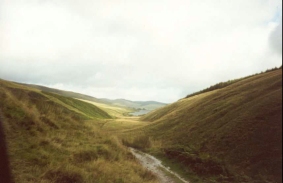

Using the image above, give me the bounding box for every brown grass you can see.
[0,79,158,183]
[124,69,282,183]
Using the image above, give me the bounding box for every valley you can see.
[121,68,282,183]
[1,1,282,182]
[0,68,282,183]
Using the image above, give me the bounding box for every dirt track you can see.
[130,148,189,183]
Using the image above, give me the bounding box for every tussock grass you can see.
[3,68,281,183]
[0,79,158,183]
[125,69,282,183]
[43,167,84,183]
[122,135,153,150]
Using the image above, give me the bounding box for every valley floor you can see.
[98,116,191,183]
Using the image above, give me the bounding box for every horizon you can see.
[1,66,280,103]
[0,0,282,103]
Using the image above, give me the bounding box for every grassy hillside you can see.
[124,69,282,183]
[25,84,166,111]
[0,79,157,183]
[42,92,112,119]
[23,84,107,104]
[77,99,134,118]
[185,66,281,99]
[24,83,136,118]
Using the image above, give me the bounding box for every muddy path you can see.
[130,148,189,183]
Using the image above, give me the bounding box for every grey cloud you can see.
[269,20,282,55]
[0,60,102,85]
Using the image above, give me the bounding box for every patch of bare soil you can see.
[130,148,189,183]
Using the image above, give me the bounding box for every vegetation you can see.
[123,68,282,183]
[1,67,281,183]
[24,84,166,111]
[42,92,112,119]
[0,79,158,183]
[77,99,135,118]
[186,66,281,99]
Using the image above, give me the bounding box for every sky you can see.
[0,0,282,103]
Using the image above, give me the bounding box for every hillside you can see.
[0,79,158,183]
[91,98,167,111]
[126,69,282,183]
[25,84,166,111]
[23,84,110,104]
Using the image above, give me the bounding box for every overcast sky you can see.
[0,0,282,103]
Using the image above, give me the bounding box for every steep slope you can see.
[134,69,282,183]
[42,92,112,119]
[23,84,135,118]
[0,79,157,183]
[23,83,106,104]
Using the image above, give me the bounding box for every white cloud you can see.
[0,0,282,103]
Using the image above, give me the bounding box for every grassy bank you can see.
[122,69,282,183]
[0,79,158,183]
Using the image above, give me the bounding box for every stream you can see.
[129,110,151,116]
[129,148,189,183]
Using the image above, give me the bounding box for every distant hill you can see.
[127,69,282,183]
[101,98,167,110]
[24,84,167,111]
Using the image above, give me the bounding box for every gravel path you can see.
[130,148,189,183]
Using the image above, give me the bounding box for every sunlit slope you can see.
[141,69,282,182]
[42,92,112,119]
[23,83,106,104]
[2,80,111,120]
[25,84,167,111]
[101,99,167,110]
[0,79,157,183]
[78,99,134,118]
[23,83,134,118]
